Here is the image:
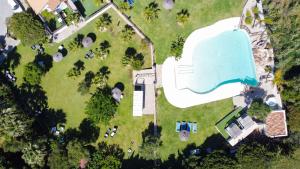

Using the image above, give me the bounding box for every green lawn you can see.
[13,9,152,152]
[215,107,243,139]
[11,0,245,159]
[157,90,234,159]
[80,0,105,17]
[40,10,63,31]
[115,0,245,63]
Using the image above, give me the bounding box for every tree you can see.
[65,12,81,25]
[22,143,46,168]
[119,1,130,12]
[66,140,89,168]
[95,40,111,60]
[143,2,160,22]
[47,142,69,169]
[67,60,85,78]
[170,36,185,60]
[200,151,237,169]
[96,13,112,32]
[88,142,123,169]
[121,25,135,41]
[23,62,43,85]
[0,108,33,138]
[176,9,190,25]
[68,34,83,50]
[8,12,46,45]
[0,82,15,110]
[92,68,110,89]
[264,65,272,82]
[244,10,253,25]
[85,88,117,123]
[77,71,94,95]
[248,98,271,121]
[122,47,144,69]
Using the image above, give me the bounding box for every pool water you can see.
[187,29,258,93]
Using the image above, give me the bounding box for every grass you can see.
[215,107,243,139]
[115,0,245,63]
[40,10,63,31]
[14,8,152,146]
[11,0,245,159]
[157,90,234,159]
[271,149,300,168]
[80,0,105,17]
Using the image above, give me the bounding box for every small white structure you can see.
[133,90,144,116]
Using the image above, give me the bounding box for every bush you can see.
[170,36,185,60]
[8,12,46,45]
[121,25,135,41]
[65,12,81,25]
[23,63,43,85]
[85,88,117,123]
[247,98,271,121]
[96,13,112,32]
[121,47,144,70]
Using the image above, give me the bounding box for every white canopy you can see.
[133,91,143,116]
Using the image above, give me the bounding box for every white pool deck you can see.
[162,17,249,108]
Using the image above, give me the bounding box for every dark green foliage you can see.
[92,66,110,89]
[0,107,32,138]
[88,142,124,169]
[68,34,84,50]
[95,40,111,60]
[248,98,271,121]
[23,62,44,85]
[244,10,253,25]
[8,12,46,45]
[263,0,300,130]
[85,88,117,123]
[67,60,85,78]
[122,47,144,70]
[121,24,135,41]
[47,142,69,169]
[144,2,160,22]
[170,36,185,60]
[66,140,89,168]
[21,142,46,168]
[200,151,237,169]
[0,82,15,110]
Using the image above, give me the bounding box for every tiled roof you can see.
[265,110,288,137]
[27,0,48,13]
[48,0,62,11]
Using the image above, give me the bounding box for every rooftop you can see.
[265,110,288,138]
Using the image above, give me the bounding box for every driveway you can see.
[0,0,13,38]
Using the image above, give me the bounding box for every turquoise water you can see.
[187,29,258,93]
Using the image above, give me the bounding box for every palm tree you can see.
[96,13,112,32]
[121,25,135,41]
[176,9,190,25]
[252,6,259,27]
[273,69,285,91]
[143,2,160,22]
[244,10,253,25]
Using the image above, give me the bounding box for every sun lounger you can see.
[181,121,187,130]
[188,122,192,132]
[192,122,197,133]
[176,121,181,132]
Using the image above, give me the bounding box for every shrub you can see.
[170,36,185,60]
[121,25,135,41]
[23,63,43,85]
[176,9,190,25]
[96,13,112,32]
[248,98,271,121]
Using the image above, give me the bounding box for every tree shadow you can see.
[99,66,110,75]
[73,0,86,17]
[17,83,48,115]
[125,47,137,58]
[122,154,154,169]
[79,118,100,143]
[142,122,162,141]
[74,60,85,71]
[77,71,95,95]
[284,65,300,80]
[47,18,57,31]
[114,82,125,91]
[75,34,84,44]
[100,40,111,49]
[64,128,81,143]
[87,33,97,42]
[97,142,125,160]
[60,48,68,57]
[4,48,21,70]
[244,87,267,105]
[34,53,53,72]
[135,53,144,61]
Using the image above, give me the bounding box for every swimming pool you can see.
[186,29,258,93]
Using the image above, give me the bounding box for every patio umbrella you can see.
[82,37,93,48]
[53,52,63,62]
[112,87,122,102]
[179,130,190,141]
[163,0,174,10]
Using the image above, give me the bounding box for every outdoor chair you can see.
[188,122,192,132]
[176,121,181,132]
[192,122,197,133]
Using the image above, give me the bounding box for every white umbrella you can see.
[82,37,93,48]
[163,0,174,10]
